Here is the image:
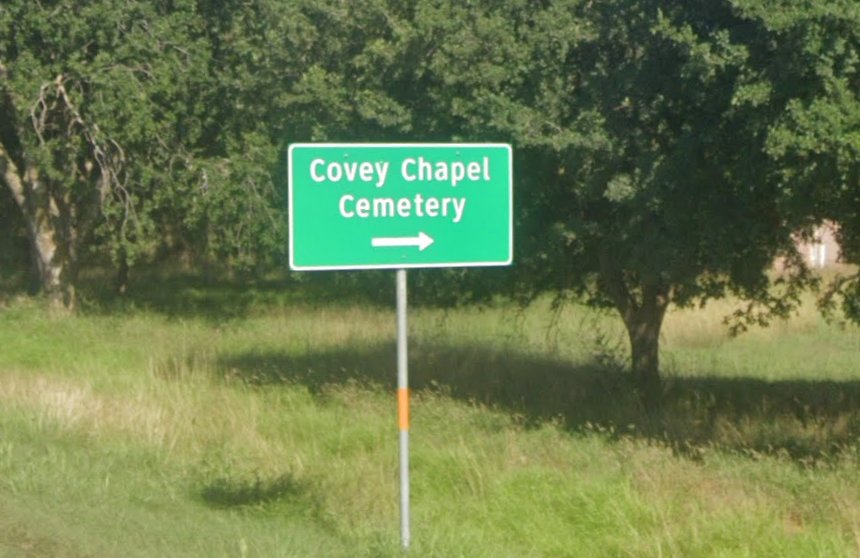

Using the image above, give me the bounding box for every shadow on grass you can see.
[73,269,398,321]
[199,473,304,509]
[72,266,502,321]
[218,341,860,463]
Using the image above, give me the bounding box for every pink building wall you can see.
[796,221,841,268]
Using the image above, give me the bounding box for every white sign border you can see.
[288,142,513,271]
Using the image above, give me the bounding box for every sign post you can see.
[396,268,410,548]
[288,143,512,549]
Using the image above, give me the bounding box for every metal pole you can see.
[396,269,410,549]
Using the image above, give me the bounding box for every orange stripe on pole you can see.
[398,388,410,431]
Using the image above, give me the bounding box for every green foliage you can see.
[2,0,858,344]
[731,0,860,322]
[513,1,789,298]
[0,0,290,293]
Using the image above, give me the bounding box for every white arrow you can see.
[371,232,434,251]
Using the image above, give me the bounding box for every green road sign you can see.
[288,143,512,270]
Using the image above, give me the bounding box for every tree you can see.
[3,0,850,396]
[0,0,292,306]
[379,0,826,400]
[498,0,819,399]
[0,1,214,307]
[280,0,815,399]
[730,1,860,323]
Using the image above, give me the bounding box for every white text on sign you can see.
[339,194,466,223]
[309,156,491,189]
[309,155,491,224]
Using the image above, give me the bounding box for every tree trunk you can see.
[115,247,130,295]
[1,144,77,310]
[29,214,77,310]
[599,264,670,408]
[621,296,667,407]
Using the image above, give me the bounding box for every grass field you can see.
[1,277,860,557]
